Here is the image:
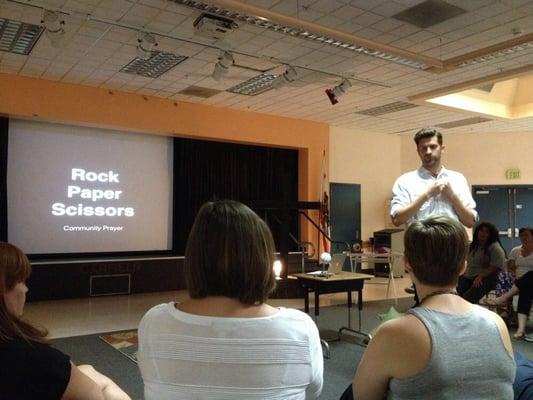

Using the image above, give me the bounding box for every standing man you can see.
[390,127,478,297]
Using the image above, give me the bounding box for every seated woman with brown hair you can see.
[351,216,515,400]
[0,242,131,400]
[138,200,323,400]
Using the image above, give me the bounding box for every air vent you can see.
[121,51,187,78]
[0,18,44,55]
[193,13,237,39]
[227,73,277,96]
[436,117,491,129]
[392,0,466,29]
[90,274,131,296]
[356,101,418,116]
[390,127,418,135]
[178,85,222,98]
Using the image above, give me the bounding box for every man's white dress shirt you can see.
[390,166,477,226]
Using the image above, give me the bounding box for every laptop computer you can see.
[328,253,347,274]
[306,253,347,276]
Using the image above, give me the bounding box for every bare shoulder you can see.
[377,314,428,344]
[371,314,431,379]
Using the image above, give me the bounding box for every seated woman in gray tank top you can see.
[352,216,515,400]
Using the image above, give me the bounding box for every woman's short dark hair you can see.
[404,216,468,286]
[184,200,276,305]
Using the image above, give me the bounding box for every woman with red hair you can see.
[0,242,131,400]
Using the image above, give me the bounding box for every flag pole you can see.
[319,149,329,255]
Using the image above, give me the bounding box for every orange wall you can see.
[329,126,401,241]
[0,73,329,244]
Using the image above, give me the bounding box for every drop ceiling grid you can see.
[1,0,532,133]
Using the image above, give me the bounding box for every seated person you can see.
[494,227,533,317]
[509,228,533,278]
[457,222,506,303]
[138,200,323,400]
[486,270,533,340]
[0,242,131,400]
[352,216,515,400]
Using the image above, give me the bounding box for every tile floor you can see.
[24,275,414,338]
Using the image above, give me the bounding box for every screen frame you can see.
[5,118,177,261]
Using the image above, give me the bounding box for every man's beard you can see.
[423,156,439,168]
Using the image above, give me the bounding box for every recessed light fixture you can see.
[121,51,187,78]
[0,18,44,55]
[227,73,277,96]
[409,66,533,119]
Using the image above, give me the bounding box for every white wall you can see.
[332,127,533,244]
[400,131,533,185]
[329,126,401,241]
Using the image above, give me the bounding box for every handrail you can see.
[298,211,350,252]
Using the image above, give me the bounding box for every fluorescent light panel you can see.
[458,42,533,67]
[121,51,187,78]
[227,73,276,96]
[0,18,44,55]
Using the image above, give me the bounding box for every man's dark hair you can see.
[404,216,468,286]
[414,127,443,146]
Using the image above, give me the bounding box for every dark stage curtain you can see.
[0,117,7,241]
[172,138,299,254]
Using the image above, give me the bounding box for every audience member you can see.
[457,222,506,303]
[494,227,533,318]
[352,216,515,400]
[486,270,533,339]
[138,200,323,400]
[509,228,533,277]
[0,242,131,400]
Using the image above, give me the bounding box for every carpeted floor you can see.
[52,297,533,400]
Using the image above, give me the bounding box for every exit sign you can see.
[506,169,520,179]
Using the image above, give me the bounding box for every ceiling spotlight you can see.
[211,51,234,81]
[136,32,158,60]
[325,79,351,105]
[271,66,297,89]
[41,10,65,47]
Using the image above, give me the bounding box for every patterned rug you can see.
[99,330,138,363]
